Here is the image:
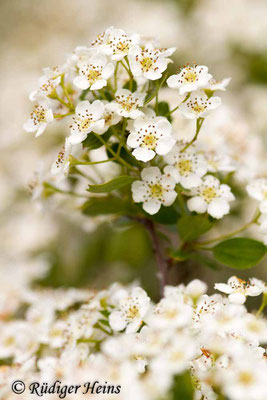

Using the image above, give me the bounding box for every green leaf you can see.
[82,197,127,216]
[123,79,137,92]
[157,101,172,122]
[178,214,214,242]
[87,176,135,193]
[213,238,266,269]
[170,371,194,400]
[82,130,112,150]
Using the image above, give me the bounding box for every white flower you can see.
[221,357,267,400]
[69,100,105,144]
[94,101,122,134]
[214,276,263,304]
[147,295,193,329]
[29,66,63,101]
[204,151,236,173]
[127,117,175,162]
[73,53,114,90]
[179,91,221,119]
[205,77,231,92]
[109,88,146,119]
[91,27,140,61]
[163,143,207,189]
[23,99,53,137]
[185,280,208,299]
[187,175,235,219]
[109,287,150,333]
[128,44,172,80]
[131,167,177,215]
[246,178,267,202]
[167,65,212,95]
[51,138,83,180]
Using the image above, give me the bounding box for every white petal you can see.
[141,167,161,183]
[208,198,230,219]
[23,119,36,132]
[214,283,233,294]
[156,137,176,155]
[187,196,207,213]
[143,199,161,215]
[180,174,202,189]
[76,100,90,115]
[131,181,148,202]
[167,75,179,89]
[36,123,47,137]
[155,118,172,136]
[109,311,127,331]
[102,63,115,79]
[127,133,140,148]
[90,79,107,90]
[73,76,89,90]
[91,100,105,119]
[132,147,155,162]
[162,190,177,206]
[91,119,105,134]
[228,293,246,305]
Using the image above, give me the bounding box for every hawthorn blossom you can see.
[128,44,172,80]
[51,139,83,181]
[167,65,212,95]
[109,287,150,333]
[23,100,53,137]
[179,91,221,119]
[163,143,208,189]
[131,167,177,215]
[29,66,64,101]
[69,100,105,144]
[187,175,235,219]
[205,77,231,91]
[91,27,140,61]
[73,53,114,90]
[109,88,146,119]
[246,178,267,216]
[94,101,122,134]
[127,117,175,162]
[214,276,263,304]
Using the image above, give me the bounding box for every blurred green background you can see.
[0,0,266,301]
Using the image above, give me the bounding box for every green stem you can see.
[144,73,168,106]
[43,182,89,198]
[54,112,74,118]
[181,117,204,152]
[195,210,261,247]
[256,293,267,317]
[96,134,136,171]
[114,62,119,92]
[69,155,115,166]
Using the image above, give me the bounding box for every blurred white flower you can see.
[109,287,150,333]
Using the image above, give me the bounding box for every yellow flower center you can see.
[184,70,197,82]
[141,57,153,71]
[177,159,193,175]
[150,183,164,198]
[143,134,157,150]
[202,187,217,203]
[192,102,205,114]
[87,69,101,84]
[127,306,140,319]
[79,118,92,132]
[238,372,254,385]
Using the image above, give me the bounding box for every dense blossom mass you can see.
[0,273,267,400]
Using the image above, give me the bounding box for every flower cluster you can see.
[24,26,238,219]
[0,277,266,400]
